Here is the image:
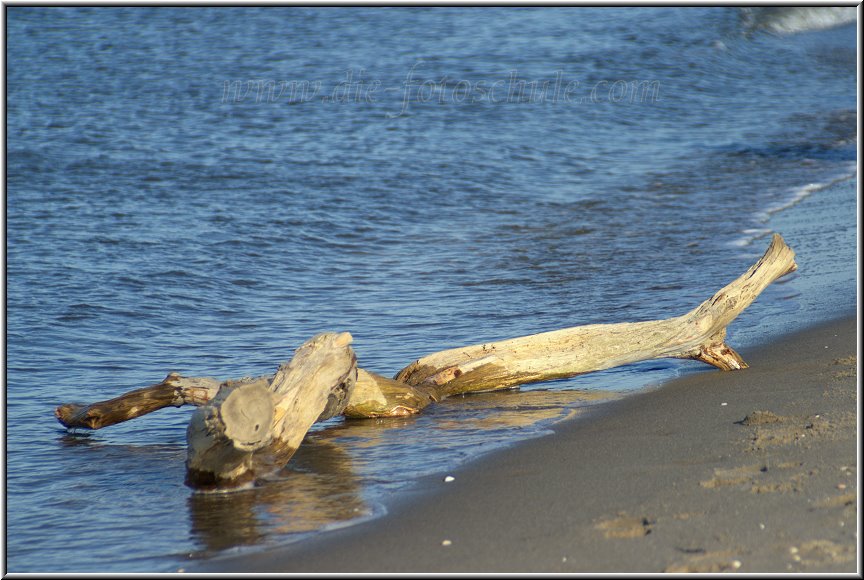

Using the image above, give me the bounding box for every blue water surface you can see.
[5,6,857,572]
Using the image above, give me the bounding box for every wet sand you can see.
[193,315,858,573]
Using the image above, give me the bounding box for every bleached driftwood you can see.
[186,331,357,490]
[55,234,797,489]
[393,233,797,391]
[185,378,275,488]
[343,234,796,412]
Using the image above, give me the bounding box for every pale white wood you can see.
[185,332,357,489]
[55,235,798,489]
[394,234,796,394]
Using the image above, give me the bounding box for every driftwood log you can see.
[56,233,797,490]
[185,332,357,490]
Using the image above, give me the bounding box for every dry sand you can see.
[193,316,858,573]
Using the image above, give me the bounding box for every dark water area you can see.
[5,7,857,572]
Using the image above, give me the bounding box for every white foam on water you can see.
[743,7,857,35]
[728,228,774,248]
[729,164,858,249]
[764,167,858,217]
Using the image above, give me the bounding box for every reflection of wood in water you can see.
[322,388,618,446]
[429,388,617,431]
[187,440,365,554]
[187,388,616,556]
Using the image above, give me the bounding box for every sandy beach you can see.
[193,315,858,573]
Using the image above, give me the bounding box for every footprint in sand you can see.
[735,410,834,451]
[831,354,856,380]
[664,550,742,573]
[594,514,654,538]
[791,540,855,567]
[699,463,766,488]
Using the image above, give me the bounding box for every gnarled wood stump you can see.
[55,234,798,490]
[186,332,357,490]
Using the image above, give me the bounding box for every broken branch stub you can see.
[184,331,358,490]
[185,378,275,489]
[343,369,436,419]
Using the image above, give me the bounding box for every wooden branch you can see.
[53,336,359,433]
[54,234,797,489]
[185,332,357,490]
[393,234,796,393]
[54,374,223,430]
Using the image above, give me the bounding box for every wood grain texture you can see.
[393,234,796,394]
[54,234,797,489]
[185,332,357,490]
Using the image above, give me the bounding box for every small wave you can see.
[728,228,774,249]
[741,7,856,35]
[764,167,857,217]
[729,166,857,249]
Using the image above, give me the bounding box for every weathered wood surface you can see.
[54,374,223,430]
[186,378,275,489]
[344,369,436,418]
[56,234,796,428]
[393,233,796,393]
[54,234,797,489]
[186,332,357,490]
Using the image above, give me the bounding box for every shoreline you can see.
[192,313,858,573]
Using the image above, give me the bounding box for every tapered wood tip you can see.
[768,232,797,274]
[769,232,788,253]
[334,332,353,347]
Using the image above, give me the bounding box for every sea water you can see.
[5,7,857,572]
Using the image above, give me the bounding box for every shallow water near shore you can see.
[5,7,857,572]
